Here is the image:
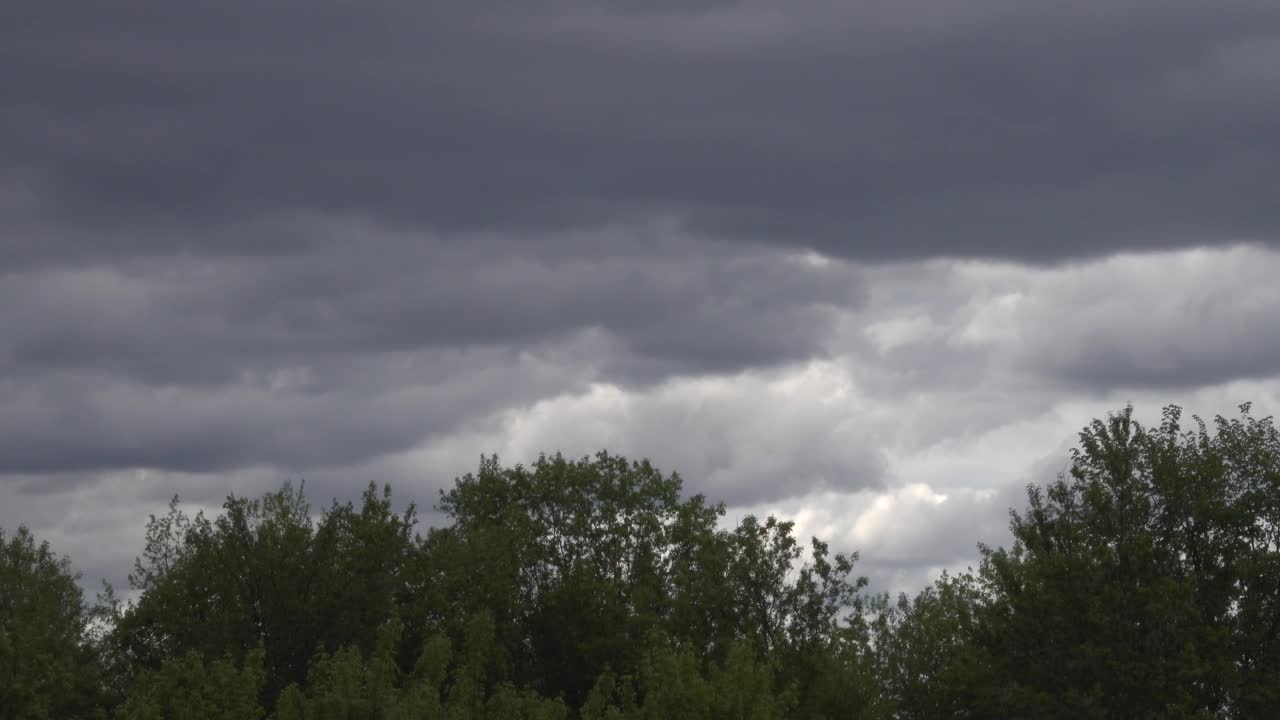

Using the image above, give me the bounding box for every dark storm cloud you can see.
[0,224,857,386]
[5,0,1280,266]
[5,0,1280,597]
[0,220,858,478]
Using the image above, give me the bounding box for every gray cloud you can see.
[835,247,1280,401]
[0,352,524,476]
[4,0,1280,599]
[1015,250,1280,389]
[467,361,889,506]
[0,220,860,481]
[5,0,1280,266]
[0,221,857,385]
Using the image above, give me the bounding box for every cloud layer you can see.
[3,0,1279,595]
[6,1,1280,262]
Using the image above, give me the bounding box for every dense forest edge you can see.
[3,403,1279,719]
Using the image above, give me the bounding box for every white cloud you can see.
[9,245,1280,600]
[403,360,886,506]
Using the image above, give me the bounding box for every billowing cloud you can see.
[852,246,1280,394]
[2,1,1279,598]
[405,360,888,507]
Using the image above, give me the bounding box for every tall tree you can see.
[873,572,993,720]
[114,648,265,720]
[974,404,1280,719]
[114,481,418,705]
[423,452,709,704]
[423,452,870,710]
[0,526,105,720]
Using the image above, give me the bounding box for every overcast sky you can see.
[4,0,1280,596]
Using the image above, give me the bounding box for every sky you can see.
[3,0,1280,596]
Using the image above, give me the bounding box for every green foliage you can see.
[425,452,869,708]
[973,404,1280,718]
[576,636,791,720]
[260,612,568,720]
[635,634,713,720]
[426,452,693,704]
[3,405,1278,718]
[115,482,417,702]
[115,647,265,720]
[873,572,991,719]
[0,526,105,720]
[707,641,786,720]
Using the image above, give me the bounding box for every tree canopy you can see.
[2,404,1278,718]
[0,526,106,720]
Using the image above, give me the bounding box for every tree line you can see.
[2,404,1278,719]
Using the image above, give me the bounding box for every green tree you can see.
[0,526,105,720]
[424,452,871,711]
[424,453,707,704]
[115,647,265,720]
[974,404,1280,718]
[21,402,1280,718]
[707,641,787,720]
[295,619,403,720]
[114,482,418,707]
[635,634,713,720]
[873,572,992,720]
[580,668,637,720]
